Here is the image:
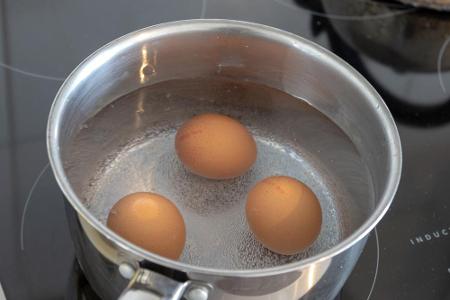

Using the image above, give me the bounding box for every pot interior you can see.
[53,21,397,272]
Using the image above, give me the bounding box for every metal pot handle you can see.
[119,267,211,300]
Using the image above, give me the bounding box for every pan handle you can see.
[118,267,211,300]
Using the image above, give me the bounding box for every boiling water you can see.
[68,77,372,270]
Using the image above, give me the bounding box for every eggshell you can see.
[246,176,322,255]
[107,192,186,260]
[175,113,257,179]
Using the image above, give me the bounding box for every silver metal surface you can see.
[0,282,6,300]
[322,0,450,71]
[399,0,450,10]
[119,269,187,300]
[118,269,211,300]
[48,20,402,299]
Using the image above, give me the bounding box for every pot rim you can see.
[47,19,402,277]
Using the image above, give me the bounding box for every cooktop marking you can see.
[20,163,50,251]
[437,37,450,95]
[366,227,380,300]
[0,61,65,81]
[409,226,450,246]
[200,0,207,18]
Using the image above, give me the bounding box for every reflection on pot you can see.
[399,0,450,11]
[320,0,450,72]
[294,0,450,127]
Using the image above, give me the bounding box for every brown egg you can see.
[175,113,257,179]
[246,176,322,255]
[107,192,186,260]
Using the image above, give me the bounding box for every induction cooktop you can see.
[0,0,449,299]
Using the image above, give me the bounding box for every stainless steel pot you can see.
[47,20,402,300]
[321,0,450,72]
[399,0,450,11]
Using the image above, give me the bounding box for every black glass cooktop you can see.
[1,0,450,299]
